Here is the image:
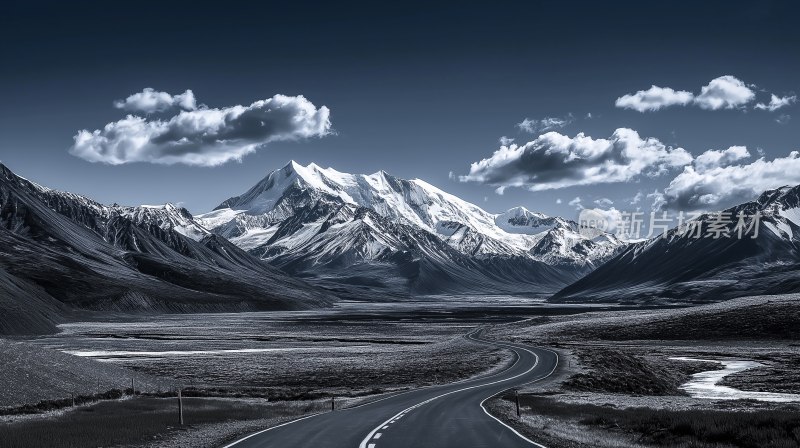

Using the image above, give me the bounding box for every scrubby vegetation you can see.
[589,295,800,341]
[0,389,129,416]
[0,396,324,448]
[563,348,719,395]
[496,395,800,448]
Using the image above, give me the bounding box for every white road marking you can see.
[358,331,555,448]
[374,432,382,439]
[478,350,559,448]
[220,412,324,448]
[223,328,556,448]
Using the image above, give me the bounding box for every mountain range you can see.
[3,159,800,335]
[0,163,333,334]
[196,161,624,294]
[553,185,800,303]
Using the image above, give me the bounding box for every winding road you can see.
[223,330,558,448]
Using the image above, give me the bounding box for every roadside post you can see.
[515,390,520,418]
[178,387,184,425]
[331,397,335,411]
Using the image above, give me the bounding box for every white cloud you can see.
[776,114,791,125]
[579,207,624,234]
[594,197,614,208]
[659,150,800,211]
[556,198,562,204]
[499,136,515,146]
[693,75,755,110]
[114,88,197,113]
[568,197,583,209]
[755,94,796,112]
[616,76,757,112]
[459,128,692,192]
[693,145,750,172]
[615,85,694,112]
[631,191,644,205]
[517,114,573,134]
[71,94,331,166]
[648,190,666,211]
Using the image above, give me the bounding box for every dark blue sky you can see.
[0,0,798,219]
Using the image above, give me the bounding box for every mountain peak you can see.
[756,185,799,207]
[501,206,549,219]
[0,162,52,194]
[199,161,624,269]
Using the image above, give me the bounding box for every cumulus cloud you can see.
[616,76,757,112]
[755,94,796,112]
[658,150,800,211]
[71,94,332,166]
[694,75,756,110]
[579,207,625,234]
[568,197,583,209]
[459,128,692,192]
[594,197,614,208]
[114,88,197,113]
[499,136,515,146]
[693,145,750,171]
[517,114,573,134]
[615,85,694,112]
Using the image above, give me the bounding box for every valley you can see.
[2,162,800,448]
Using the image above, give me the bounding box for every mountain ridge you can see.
[551,184,800,303]
[197,161,625,294]
[0,162,334,335]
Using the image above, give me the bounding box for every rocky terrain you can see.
[0,163,334,335]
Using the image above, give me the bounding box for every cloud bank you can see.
[693,75,755,110]
[517,115,573,134]
[615,86,694,112]
[71,93,332,166]
[657,148,800,211]
[114,88,197,113]
[755,94,797,112]
[615,75,759,112]
[459,128,692,192]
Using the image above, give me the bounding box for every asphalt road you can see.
[223,329,558,448]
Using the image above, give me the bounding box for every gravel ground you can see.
[0,339,171,408]
[482,293,800,447]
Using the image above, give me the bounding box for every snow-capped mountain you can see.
[197,161,624,293]
[0,163,332,334]
[552,185,800,304]
[117,203,210,241]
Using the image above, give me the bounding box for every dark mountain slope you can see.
[0,163,333,334]
[552,186,800,304]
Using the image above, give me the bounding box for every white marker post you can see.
[178,388,184,425]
